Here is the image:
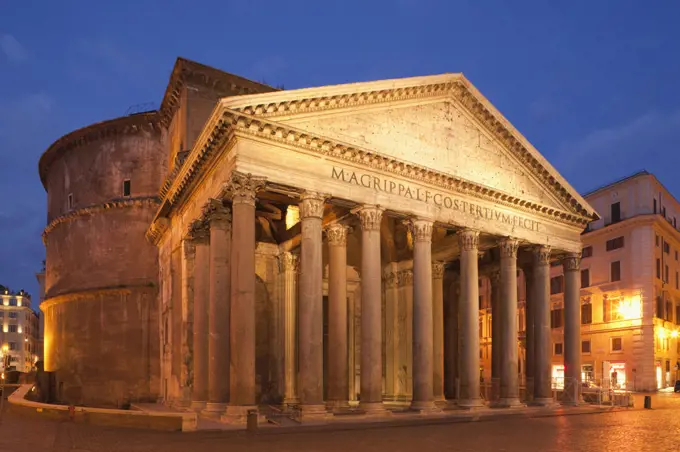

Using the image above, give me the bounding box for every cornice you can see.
[39,112,162,188]
[42,196,160,244]
[40,282,156,311]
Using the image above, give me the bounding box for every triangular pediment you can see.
[218,74,597,220]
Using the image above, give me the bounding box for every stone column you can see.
[490,269,501,402]
[523,266,535,387]
[409,219,437,411]
[202,199,231,417]
[298,192,327,418]
[383,263,399,401]
[458,229,483,408]
[562,252,582,406]
[354,205,386,414]
[432,261,445,403]
[189,221,210,410]
[279,252,299,406]
[224,173,266,422]
[444,273,459,400]
[326,223,350,410]
[179,235,196,408]
[498,238,522,407]
[532,246,553,405]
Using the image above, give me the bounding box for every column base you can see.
[326,400,351,412]
[359,402,391,416]
[201,402,228,419]
[190,400,207,412]
[410,400,442,414]
[300,404,330,421]
[529,397,558,407]
[492,397,525,408]
[457,398,486,410]
[221,405,262,425]
[283,397,300,407]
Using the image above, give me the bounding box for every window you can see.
[550,276,564,295]
[8,342,16,351]
[606,236,624,251]
[665,265,670,283]
[551,308,564,328]
[675,217,677,228]
[664,242,671,254]
[611,261,621,282]
[611,202,621,223]
[0,312,3,317]
[676,250,678,261]
[666,300,674,322]
[611,337,623,352]
[68,193,73,210]
[676,305,680,326]
[581,269,590,288]
[663,206,667,217]
[8,312,16,318]
[582,340,591,354]
[657,258,661,279]
[657,296,665,319]
[582,246,593,258]
[654,198,657,214]
[8,325,17,333]
[581,303,592,324]
[554,343,563,356]
[676,271,679,290]
[656,235,660,247]
[123,179,131,197]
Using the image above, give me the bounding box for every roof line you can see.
[582,170,650,197]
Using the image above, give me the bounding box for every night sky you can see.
[1,1,679,300]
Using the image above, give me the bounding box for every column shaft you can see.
[432,262,445,402]
[498,239,521,407]
[410,219,436,411]
[562,253,582,405]
[298,192,326,417]
[179,238,196,407]
[458,229,483,408]
[203,199,231,415]
[279,252,299,405]
[444,274,459,400]
[327,224,349,409]
[355,206,386,413]
[191,222,210,409]
[490,270,501,401]
[524,267,535,386]
[532,246,553,404]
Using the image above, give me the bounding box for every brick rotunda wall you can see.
[39,112,166,407]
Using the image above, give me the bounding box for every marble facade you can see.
[148,73,598,422]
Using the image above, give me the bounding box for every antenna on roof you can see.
[125,102,158,116]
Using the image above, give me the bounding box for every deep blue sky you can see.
[1,1,679,300]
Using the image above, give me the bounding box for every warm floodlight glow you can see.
[616,295,641,320]
[285,205,300,230]
[671,330,679,338]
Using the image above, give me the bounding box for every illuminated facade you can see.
[0,288,40,373]
[548,171,680,391]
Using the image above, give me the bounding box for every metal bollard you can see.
[643,395,652,409]
[247,409,258,431]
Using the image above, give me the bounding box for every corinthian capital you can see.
[277,252,299,273]
[203,199,231,227]
[187,219,210,244]
[353,205,384,231]
[498,237,520,259]
[458,229,479,251]
[432,261,445,279]
[562,252,581,272]
[326,223,349,246]
[531,245,551,266]
[406,218,433,243]
[299,191,327,219]
[227,171,266,206]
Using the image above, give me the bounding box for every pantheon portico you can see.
[146,72,598,422]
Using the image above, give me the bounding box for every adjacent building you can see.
[0,288,40,373]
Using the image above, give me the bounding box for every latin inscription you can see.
[331,167,541,232]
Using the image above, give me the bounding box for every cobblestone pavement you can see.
[1,393,678,452]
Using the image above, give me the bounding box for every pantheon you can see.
[39,58,598,422]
